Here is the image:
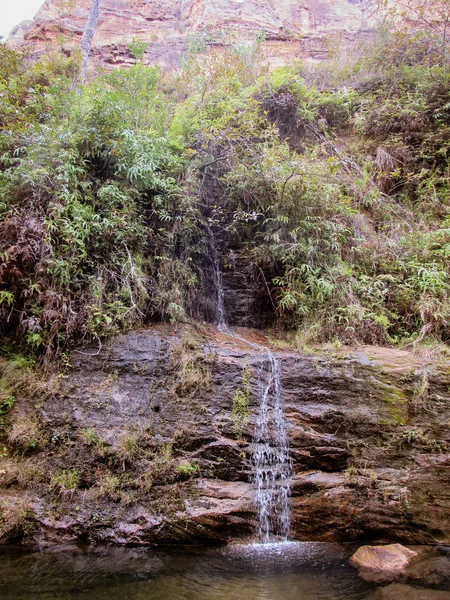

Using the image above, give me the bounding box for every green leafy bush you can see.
[2,22,450,356]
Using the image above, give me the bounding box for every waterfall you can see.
[212,253,292,542]
[253,351,292,542]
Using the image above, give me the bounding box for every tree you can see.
[80,0,102,82]
[378,0,450,67]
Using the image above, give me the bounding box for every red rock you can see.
[7,0,382,71]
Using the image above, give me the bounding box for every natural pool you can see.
[1,541,449,600]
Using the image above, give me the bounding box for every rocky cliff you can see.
[1,324,450,546]
[7,0,380,70]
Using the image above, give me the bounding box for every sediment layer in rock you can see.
[1,325,450,546]
[7,0,380,70]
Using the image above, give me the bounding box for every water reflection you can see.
[0,541,406,600]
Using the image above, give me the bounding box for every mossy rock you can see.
[378,386,409,426]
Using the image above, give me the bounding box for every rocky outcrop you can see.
[7,0,381,70]
[351,544,418,578]
[1,324,450,546]
[353,544,450,587]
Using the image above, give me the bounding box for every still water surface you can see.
[0,541,418,600]
[0,541,377,599]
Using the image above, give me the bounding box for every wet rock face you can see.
[2,325,450,547]
[7,0,380,70]
[221,253,275,329]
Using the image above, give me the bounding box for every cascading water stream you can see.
[253,353,292,542]
[212,252,292,543]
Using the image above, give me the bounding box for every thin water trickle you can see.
[212,254,292,542]
[212,249,228,332]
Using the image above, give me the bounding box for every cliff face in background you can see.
[7,0,379,70]
[2,325,450,547]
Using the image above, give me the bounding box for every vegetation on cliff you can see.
[1,15,450,547]
[1,20,450,367]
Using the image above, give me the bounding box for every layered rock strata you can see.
[1,325,450,546]
[7,0,380,70]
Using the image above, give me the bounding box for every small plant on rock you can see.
[80,427,106,456]
[171,331,212,398]
[49,468,79,493]
[117,432,140,467]
[95,471,122,500]
[175,461,199,479]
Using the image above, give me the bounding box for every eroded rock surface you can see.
[352,545,450,587]
[7,0,381,70]
[1,324,450,546]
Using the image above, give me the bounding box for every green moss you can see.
[176,461,199,479]
[379,386,408,425]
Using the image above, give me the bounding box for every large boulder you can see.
[352,544,450,586]
[351,544,418,580]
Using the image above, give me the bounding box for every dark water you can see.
[0,541,446,600]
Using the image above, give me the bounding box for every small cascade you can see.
[212,252,292,542]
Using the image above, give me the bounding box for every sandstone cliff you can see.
[7,0,380,70]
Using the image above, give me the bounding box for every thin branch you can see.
[75,333,102,356]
